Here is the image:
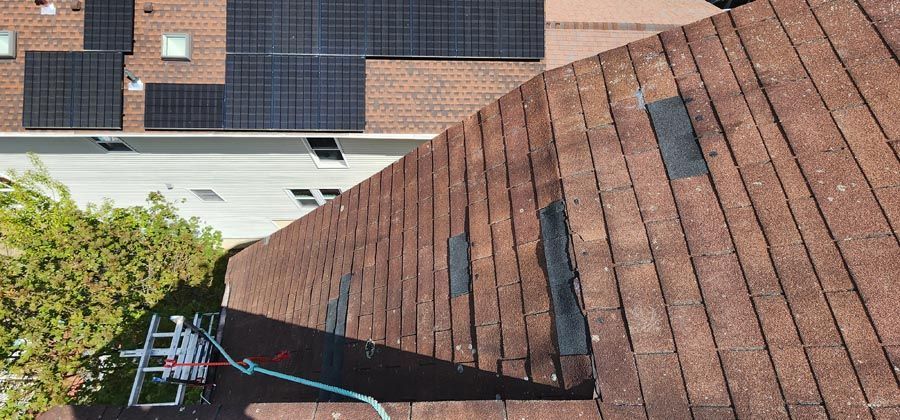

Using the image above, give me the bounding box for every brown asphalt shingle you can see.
[211,0,900,416]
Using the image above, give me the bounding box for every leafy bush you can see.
[0,155,224,418]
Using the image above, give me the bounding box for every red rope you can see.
[164,350,289,368]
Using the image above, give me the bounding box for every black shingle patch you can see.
[538,201,590,356]
[318,274,353,400]
[647,96,709,180]
[320,297,340,401]
[334,274,353,338]
[321,273,353,400]
[449,232,472,297]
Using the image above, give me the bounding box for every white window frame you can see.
[303,137,349,169]
[161,33,192,61]
[91,136,136,153]
[0,31,16,59]
[286,188,342,210]
[188,188,227,203]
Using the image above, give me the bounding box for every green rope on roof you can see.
[193,320,390,420]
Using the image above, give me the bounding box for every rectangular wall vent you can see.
[190,189,225,202]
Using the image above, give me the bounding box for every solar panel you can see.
[22,52,69,129]
[23,51,123,129]
[224,55,364,131]
[367,0,411,56]
[272,55,319,130]
[224,54,273,129]
[83,0,134,52]
[145,84,225,130]
[274,0,318,54]
[226,0,543,59]
[69,52,124,129]
[320,0,367,55]
[314,55,365,131]
[226,0,273,53]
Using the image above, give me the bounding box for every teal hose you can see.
[195,326,390,420]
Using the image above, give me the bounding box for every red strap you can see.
[164,350,290,368]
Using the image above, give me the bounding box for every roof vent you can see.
[190,189,225,202]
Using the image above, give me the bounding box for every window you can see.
[289,189,319,210]
[162,33,192,61]
[92,137,135,153]
[190,189,225,202]
[287,188,341,210]
[0,31,16,59]
[305,137,347,168]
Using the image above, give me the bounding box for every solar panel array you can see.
[145,84,226,130]
[84,0,135,52]
[23,52,124,129]
[225,55,365,131]
[148,0,543,131]
[227,0,544,58]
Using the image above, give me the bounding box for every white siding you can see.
[0,136,424,240]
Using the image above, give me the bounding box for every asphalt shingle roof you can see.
[39,0,900,418]
[213,0,900,417]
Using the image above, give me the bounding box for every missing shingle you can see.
[647,96,709,180]
[538,200,590,356]
[448,232,471,297]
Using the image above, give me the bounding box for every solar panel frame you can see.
[145,84,226,130]
[83,0,134,52]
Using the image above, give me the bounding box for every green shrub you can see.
[0,155,224,418]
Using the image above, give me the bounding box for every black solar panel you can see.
[367,0,411,56]
[69,52,124,129]
[225,55,364,131]
[83,0,134,52]
[224,54,273,130]
[272,55,319,130]
[226,0,274,53]
[23,51,123,129]
[320,0,367,55]
[145,84,225,130]
[274,0,318,54]
[226,0,543,59]
[22,52,69,129]
[314,55,365,131]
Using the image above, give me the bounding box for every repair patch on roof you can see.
[538,201,589,356]
[647,96,708,180]
[448,232,471,297]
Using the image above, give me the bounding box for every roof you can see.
[38,0,900,417]
[207,0,900,417]
[0,0,720,135]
